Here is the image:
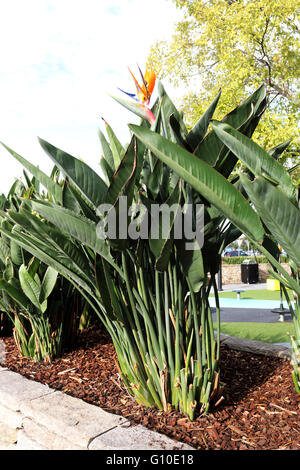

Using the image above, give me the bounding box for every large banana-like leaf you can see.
[211,122,296,201]
[194,100,253,166]
[65,185,98,222]
[240,175,300,269]
[39,266,58,304]
[7,207,93,280]
[19,264,43,311]
[176,239,205,292]
[29,200,123,277]
[149,182,182,272]
[186,90,221,151]
[104,137,138,207]
[102,120,125,169]
[0,225,95,296]
[103,137,142,251]
[100,158,114,186]
[0,278,30,311]
[98,128,115,171]
[268,139,292,160]
[1,143,63,204]
[129,125,264,243]
[38,138,107,209]
[157,81,188,140]
[108,94,156,131]
[215,87,267,177]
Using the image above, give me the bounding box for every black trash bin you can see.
[241,260,258,284]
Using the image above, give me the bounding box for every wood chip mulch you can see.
[1,328,299,450]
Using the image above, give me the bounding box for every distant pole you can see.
[218,263,223,291]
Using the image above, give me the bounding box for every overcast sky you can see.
[0,0,182,195]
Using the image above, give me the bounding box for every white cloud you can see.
[0,0,182,194]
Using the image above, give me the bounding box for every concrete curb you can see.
[0,365,193,451]
[0,335,291,450]
[219,333,291,360]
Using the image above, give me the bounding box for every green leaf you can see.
[108,94,155,129]
[1,226,94,296]
[98,128,115,171]
[38,138,107,209]
[241,175,300,269]
[158,80,188,140]
[211,121,296,201]
[40,266,58,304]
[194,100,253,166]
[129,124,264,243]
[148,159,163,199]
[61,182,82,214]
[66,185,98,222]
[95,257,124,322]
[100,157,114,186]
[27,333,36,358]
[177,240,205,292]
[186,89,221,150]
[19,264,42,311]
[104,137,137,207]
[149,183,182,271]
[10,239,23,266]
[7,208,94,283]
[268,139,292,160]
[1,143,63,204]
[0,238,10,261]
[103,120,125,169]
[29,201,123,277]
[196,85,267,169]
[3,258,14,281]
[103,137,146,251]
[169,114,190,149]
[0,278,29,310]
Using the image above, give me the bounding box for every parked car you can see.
[223,250,248,257]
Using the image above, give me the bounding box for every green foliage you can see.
[140,86,300,393]
[0,176,83,361]
[0,81,271,418]
[148,0,300,183]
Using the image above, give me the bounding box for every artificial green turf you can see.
[214,322,295,344]
[210,289,294,301]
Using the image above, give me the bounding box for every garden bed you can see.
[1,328,299,450]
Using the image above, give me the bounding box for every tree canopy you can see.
[149,0,300,181]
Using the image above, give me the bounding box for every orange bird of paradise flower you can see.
[118,65,156,105]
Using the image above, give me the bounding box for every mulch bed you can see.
[1,328,299,450]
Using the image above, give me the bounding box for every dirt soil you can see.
[1,328,299,450]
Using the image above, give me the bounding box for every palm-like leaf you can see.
[38,138,108,209]
[129,124,264,243]
[211,121,296,201]
[241,175,300,269]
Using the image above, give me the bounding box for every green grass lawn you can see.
[214,321,295,344]
[210,289,294,301]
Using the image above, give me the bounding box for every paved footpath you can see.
[212,282,293,323]
[221,282,268,291]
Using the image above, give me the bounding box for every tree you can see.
[149,0,300,181]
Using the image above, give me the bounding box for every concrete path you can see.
[211,306,292,323]
[212,282,292,323]
[221,282,267,291]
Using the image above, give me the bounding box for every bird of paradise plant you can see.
[111,65,156,125]
[0,69,270,417]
